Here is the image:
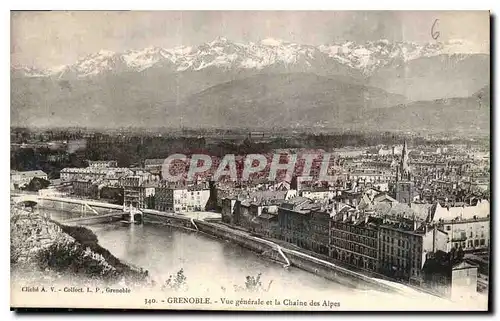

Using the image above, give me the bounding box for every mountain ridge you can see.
[12,38,487,78]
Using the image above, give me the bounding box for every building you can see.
[358,189,398,212]
[429,200,490,251]
[144,158,165,176]
[155,183,210,213]
[277,197,330,253]
[300,188,334,201]
[223,190,292,228]
[72,179,99,199]
[11,170,48,189]
[309,210,331,255]
[329,206,380,272]
[395,180,416,204]
[378,217,449,283]
[221,197,237,224]
[60,167,132,183]
[120,171,156,211]
[422,251,479,300]
[250,209,280,239]
[394,141,416,204]
[87,160,118,168]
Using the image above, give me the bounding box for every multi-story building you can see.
[430,200,490,251]
[144,158,165,176]
[378,216,449,283]
[72,179,99,199]
[329,207,380,272]
[278,197,314,248]
[309,210,331,255]
[277,197,330,252]
[250,208,280,239]
[222,190,292,227]
[422,252,479,300]
[154,183,210,213]
[120,171,156,211]
[11,170,48,189]
[87,160,118,168]
[60,167,132,183]
[300,188,334,201]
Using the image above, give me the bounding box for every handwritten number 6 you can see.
[431,19,440,40]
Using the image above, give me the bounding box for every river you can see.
[43,208,380,295]
[34,207,490,310]
[12,206,486,311]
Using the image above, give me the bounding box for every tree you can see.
[22,177,50,192]
[234,273,273,293]
[19,200,38,212]
[161,269,188,292]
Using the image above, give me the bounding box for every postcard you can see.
[10,10,490,311]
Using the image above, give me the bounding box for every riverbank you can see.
[26,203,467,301]
[141,211,429,297]
[10,206,148,286]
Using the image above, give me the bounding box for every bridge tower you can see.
[123,203,143,224]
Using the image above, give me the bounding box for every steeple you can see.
[400,140,410,180]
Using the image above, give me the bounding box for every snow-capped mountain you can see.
[11,65,51,78]
[318,39,447,74]
[12,37,485,78]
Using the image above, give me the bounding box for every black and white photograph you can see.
[9,10,491,311]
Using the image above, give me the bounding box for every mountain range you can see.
[11,37,490,133]
[359,85,490,134]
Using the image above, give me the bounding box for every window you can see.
[446,226,451,231]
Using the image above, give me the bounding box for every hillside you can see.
[171,73,407,129]
[368,54,490,101]
[10,207,148,285]
[360,88,490,134]
[11,69,260,128]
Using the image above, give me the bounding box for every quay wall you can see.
[282,248,392,292]
[143,212,197,232]
[142,213,285,264]
[195,220,286,264]
[62,215,124,225]
[194,220,403,294]
[140,213,411,295]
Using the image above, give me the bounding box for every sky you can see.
[11,11,490,68]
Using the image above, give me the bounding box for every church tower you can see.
[395,140,414,204]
